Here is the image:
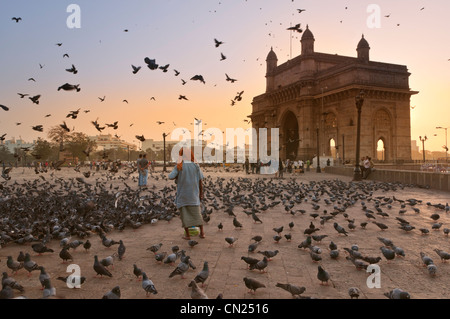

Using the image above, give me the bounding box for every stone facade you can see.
[251,25,417,163]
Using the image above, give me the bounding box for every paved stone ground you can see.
[1,166,450,299]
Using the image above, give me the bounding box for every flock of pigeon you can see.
[1,163,450,299]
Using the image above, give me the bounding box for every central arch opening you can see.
[283,111,299,161]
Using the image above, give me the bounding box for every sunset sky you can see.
[1,0,449,153]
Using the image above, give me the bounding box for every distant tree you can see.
[0,145,14,163]
[31,138,54,161]
[67,132,97,161]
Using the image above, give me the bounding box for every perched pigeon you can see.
[103,286,121,299]
[93,255,113,277]
[141,272,158,296]
[243,277,266,294]
[194,261,209,287]
[384,288,410,299]
[275,283,306,298]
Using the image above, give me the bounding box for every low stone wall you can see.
[325,166,450,192]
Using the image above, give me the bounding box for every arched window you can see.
[377,139,385,161]
[329,138,336,158]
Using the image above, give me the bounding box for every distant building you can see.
[1,137,35,154]
[89,134,137,151]
[142,139,178,154]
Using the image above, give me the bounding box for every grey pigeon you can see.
[330,250,340,259]
[6,256,23,274]
[38,266,51,289]
[0,285,14,299]
[133,264,143,280]
[233,217,243,229]
[241,256,259,269]
[93,255,113,277]
[420,252,434,266]
[1,272,24,292]
[141,272,158,296]
[434,249,450,262]
[243,277,266,294]
[317,265,334,287]
[42,279,56,298]
[257,250,279,260]
[155,251,168,263]
[275,283,306,298]
[103,286,121,299]
[333,223,348,236]
[377,237,394,247]
[117,240,126,260]
[169,257,190,279]
[194,261,209,287]
[225,237,238,247]
[249,257,268,273]
[147,243,162,254]
[348,287,360,299]
[384,288,410,299]
[427,264,438,276]
[380,247,396,262]
[23,253,39,276]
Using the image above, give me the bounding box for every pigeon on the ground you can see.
[102,286,121,299]
[243,277,266,294]
[275,283,306,298]
[141,272,158,296]
[93,255,113,277]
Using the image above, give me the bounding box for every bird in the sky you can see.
[297,9,306,13]
[156,121,165,125]
[12,17,22,23]
[234,91,244,101]
[0,104,10,111]
[45,114,51,117]
[159,64,170,72]
[29,95,41,105]
[150,97,156,101]
[174,69,180,76]
[63,53,70,58]
[136,135,145,142]
[287,23,303,33]
[56,43,63,46]
[65,64,78,74]
[181,79,187,85]
[28,78,36,82]
[144,57,159,70]
[39,63,45,69]
[17,93,28,98]
[123,100,128,104]
[214,38,224,47]
[191,75,206,84]
[225,74,237,83]
[220,53,227,61]
[98,96,106,102]
[179,95,189,101]
[91,119,105,132]
[32,125,44,132]
[60,121,71,133]
[58,83,81,92]
[132,65,141,74]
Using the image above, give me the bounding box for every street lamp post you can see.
[419,135,428,163]
[316,128,321,173]
[436,126,449,164]
[163,133,168,172]
[353,90,365,181]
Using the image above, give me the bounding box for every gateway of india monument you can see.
[250,25,418,164]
